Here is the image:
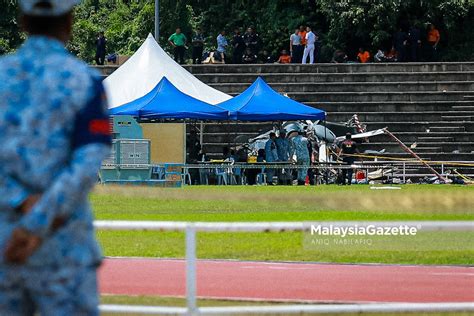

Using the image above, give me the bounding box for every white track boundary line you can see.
[100,302,474,315]
[96,220,474,315]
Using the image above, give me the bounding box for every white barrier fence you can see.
[95,220,474,315]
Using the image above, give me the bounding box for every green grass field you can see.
[93,185,474,265]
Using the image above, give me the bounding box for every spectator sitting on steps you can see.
[357,47,371,63]
[259,49,274,63]
[242,47,258,64]
[276,50,291,64]
[332,49,348,63]
[374,48,389,62]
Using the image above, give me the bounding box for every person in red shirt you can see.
[276,50,292,64]
[357,47,371,63]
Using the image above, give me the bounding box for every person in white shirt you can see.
[289,28,302,63]
[302,26,316,64]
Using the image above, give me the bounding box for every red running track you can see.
[99,258,474,303]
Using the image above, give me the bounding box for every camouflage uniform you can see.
[264,138,278,184]
[275,137,291,162]
[0,35,111,315]
[275,137,291,184]
[291,135,310,183]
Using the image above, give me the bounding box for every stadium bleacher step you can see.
[208,81,474,94]
[194,72,474,84]
[184,62,474,74]
[418,136,455,142]
[441,115,473,121]
[429,126,465,132]
[414,147,443,153]
[452,105,474,110]
[317,101,474,112]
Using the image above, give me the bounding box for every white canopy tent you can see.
[104,33,231,108]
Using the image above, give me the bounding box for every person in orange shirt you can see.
[427,24,440,47]
[427,24,440,61]
[276,50,292,64]
[298,25,307,47]
[357,47,371,63]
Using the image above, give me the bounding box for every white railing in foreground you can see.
[95,220,474,315]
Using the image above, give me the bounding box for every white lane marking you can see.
[431,272,474,277]
[241,266,313,270]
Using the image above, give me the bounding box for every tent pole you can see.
[199,122,204,148]
[154,0,160,40]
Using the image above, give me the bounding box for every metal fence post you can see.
[186,225,198,315]
[403,162,406,183]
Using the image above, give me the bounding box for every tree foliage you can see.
[0,0,24,54]
[0,0,473,61]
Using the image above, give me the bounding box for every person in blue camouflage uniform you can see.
[274,130,291,185]
[264,132,279,185]
[0,0,111,315]
[275,131,291,162]
[290,131,310,185]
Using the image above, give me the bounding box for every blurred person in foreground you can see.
[0,0,111,314]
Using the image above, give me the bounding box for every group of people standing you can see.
[393,23,440,62]
[331,23,441,64]
[168,26,264,65]
[264,131,359,186]
[264,130,311,186]
[186,129,360,186]
[289,25,320,64]
[96,22,441,66]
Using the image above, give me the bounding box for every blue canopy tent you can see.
[109,77,229,121]
[217,77,326,121]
